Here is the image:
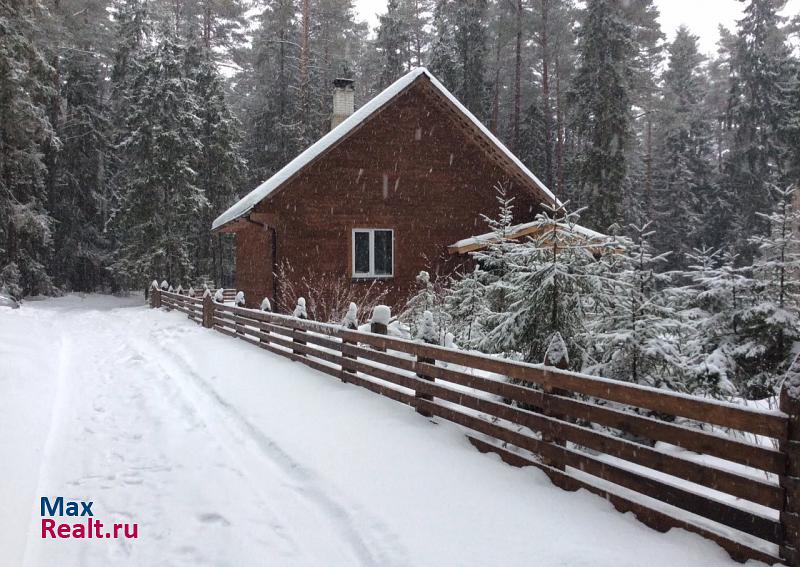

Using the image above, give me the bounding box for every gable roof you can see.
[212,67,560,231]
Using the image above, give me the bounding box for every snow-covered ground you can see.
[0,295,767,566]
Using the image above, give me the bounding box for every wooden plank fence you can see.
[151,286,800,566]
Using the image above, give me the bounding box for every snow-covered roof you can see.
[212,67,559,231]
[449,220,611,254]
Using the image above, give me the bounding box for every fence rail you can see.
[152,287,799,566]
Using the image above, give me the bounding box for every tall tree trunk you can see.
[203,0,211,50]
[645,114,653,218]
[555,55,564,197]
[513,0,522,150]
[300,0,310,139]
[540,0,553,189]
[490,39,501,133]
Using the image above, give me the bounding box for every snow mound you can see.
[371,305,391,325]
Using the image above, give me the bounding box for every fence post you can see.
[149,280,160,309]
[370,305,390,352]
[202,288,214,329]
[415,351,435,418]
[780,361,800,567]
[414,310,437,418]
[341,302,359,382]
[541,332,570,471]
[292,298,307,356]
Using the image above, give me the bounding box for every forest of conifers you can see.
[1,0,798,396]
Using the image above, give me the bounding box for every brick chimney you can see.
[331,77,355,130]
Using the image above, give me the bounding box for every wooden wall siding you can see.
[235,226,272,308]
[240,80,547,310]
[150,290,798,566]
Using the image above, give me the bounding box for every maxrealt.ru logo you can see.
[40,497,138,539]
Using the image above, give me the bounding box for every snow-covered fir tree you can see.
[479,201,615,366]
[375,0,409,89]
[651,27,715,268]
[734,186,800,397]
[186,45,245,286]
[586,223,680,389]
[724,0,795,256]
[110,36,207,287]
[676,247,749,396]
[0,1,58,298]
[444,265,489,349]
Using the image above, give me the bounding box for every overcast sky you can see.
[353,0,800,56]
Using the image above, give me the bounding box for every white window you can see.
[352,229,394,278]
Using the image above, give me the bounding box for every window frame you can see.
[352,228,394,279]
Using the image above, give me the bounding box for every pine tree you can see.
[238,0,301,185]
[586,223,680,389]
[679,247,750,396]
[568,0,634,230]
[110,36,206,287]
[186,45,245,286]
[735,185,800,397]
[0,1,58,297]
[375,0,409,89]
[724,0,794,256]
[429,0,488,119]
[651,27,715,267]
[480,202,614,366]
[444,265,489,349]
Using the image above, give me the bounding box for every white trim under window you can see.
[352,228,394,278]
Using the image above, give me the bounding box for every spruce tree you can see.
[444,265,489,349]
[480,202,615,366]
[586,223,679,389]
[186,45,245,286]
[375,0,409,89]
[110,36,207,287]
[735,186,800,397]
[568,0,634,230]
[429,0,489,119]
[0,1,58,297]
[651,27,715,267]
[724,0,794,255]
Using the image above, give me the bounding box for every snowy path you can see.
[0,296,765,566]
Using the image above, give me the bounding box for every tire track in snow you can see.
[134,319,408,567]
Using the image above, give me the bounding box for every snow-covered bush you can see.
[276,260,387,321]
[160,280,169,290]
[342,302,358,329]
[543,332,569,368]
[213,288,224,303]
[235,291,245,307]
[176,284,183,295]
[293,297,307,319]
[416,310,439,344]
[260,297,272,312]
[401,270,450,339]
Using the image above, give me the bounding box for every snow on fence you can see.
[151,285,799,566]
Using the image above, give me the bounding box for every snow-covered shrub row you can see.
[275,259,388,324]
[398,185,800,402]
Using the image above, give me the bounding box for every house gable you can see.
[212,68,557,232]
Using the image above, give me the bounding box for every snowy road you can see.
[0,296,764,566]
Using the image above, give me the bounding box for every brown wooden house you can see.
[212,68,559,315]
